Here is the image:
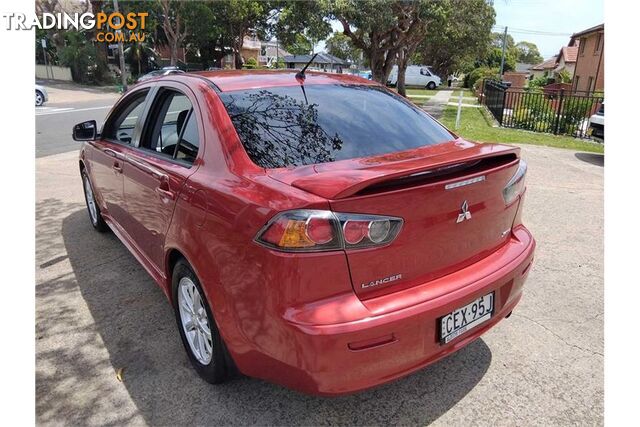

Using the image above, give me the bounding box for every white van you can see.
[387,65,442,89]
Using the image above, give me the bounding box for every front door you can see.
[90,90,149,225]
[122,84,202,271]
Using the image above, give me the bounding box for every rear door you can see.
[122,82,203,271]
[90,89,149,226]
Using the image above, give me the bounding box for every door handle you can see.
[104,148,118,158]
[156,179,175,200]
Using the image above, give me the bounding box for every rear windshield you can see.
[219,84,454,168]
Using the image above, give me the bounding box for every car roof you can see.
[190,69,379,92]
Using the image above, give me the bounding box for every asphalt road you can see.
[36,83,119,158]
[35,85,604,426]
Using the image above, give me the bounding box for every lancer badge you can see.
[456,200,472,223]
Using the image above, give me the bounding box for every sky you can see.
[317,0,604,62]
[493,0,604,59]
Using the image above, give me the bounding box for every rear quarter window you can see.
[219,84,454,168]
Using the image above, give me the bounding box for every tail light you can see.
[255,210,403,252]
[503,160,527,205]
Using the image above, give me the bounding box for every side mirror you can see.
[73,120,97,141]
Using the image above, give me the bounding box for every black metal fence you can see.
[482,79,604,139]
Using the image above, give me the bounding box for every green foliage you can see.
[273,0,332,48]
[556,69,572,84]
[515,41,543,64]
[329,0,447,83]
[284,33,313,55]
[511,96,555,131]
[243,57,259,69]
[415,0,495,77]
[491,32,515,50]
[273,57,286,69]
[481,47,516,72]
[325,32,361,64]
[439,105,604,154]
[464,67,499,90]
[528,75,549,90]
[58,32,103,84]
[558,98,596,135]
[124,41,157,76]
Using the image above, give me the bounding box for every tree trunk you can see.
[370,49,394,84]
[397,51,409,97]
[170,41,178,66]
[233,38,243,69]
[234,51,243,69]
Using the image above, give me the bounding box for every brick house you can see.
[570,23,604,93]
[553,43,579,78]
[530,57,557,79]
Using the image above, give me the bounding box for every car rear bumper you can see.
[236,226,535,396]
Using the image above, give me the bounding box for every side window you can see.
[142,89,200,165]
[104,91,148,144]
[175,111,200,164]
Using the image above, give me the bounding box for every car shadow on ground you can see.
[54,209,492,425]
[575,152,604,167]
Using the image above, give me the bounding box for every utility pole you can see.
[113,0,127,92]
[41,38,50,80]
[499,26,508,78]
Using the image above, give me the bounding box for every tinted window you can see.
[142,89,200,164]
[104,91,148,144]
[219,85,453,168]
[175,111,200,163]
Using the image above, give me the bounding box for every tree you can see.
[481,47,516,72]
[413,0,495,78]
[180,2,229,69]
[326,32,362,64]
[124,40,157,76]
[158,0,190,66]
[556,68,572,84]
[272,0,332,53]
[491,32,515,50]
[285,33,313,55]
[330,0,442,96]
[515,41,543,64]
[217,0,273,69]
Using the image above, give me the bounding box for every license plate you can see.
[587,127,594,136]
[439,292,494,344]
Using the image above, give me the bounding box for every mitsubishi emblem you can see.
[456,200,472,223]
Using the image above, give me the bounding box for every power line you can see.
[492,25,572,37]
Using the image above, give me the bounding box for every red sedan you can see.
[73,70,535,395]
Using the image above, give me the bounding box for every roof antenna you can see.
[296,53,318,81]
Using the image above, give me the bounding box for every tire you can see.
[172,259,232,384]
[35,90,44,106]
[81,170,109,232]
[426,82,436,90]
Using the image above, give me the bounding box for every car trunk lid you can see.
[268,140,522,299]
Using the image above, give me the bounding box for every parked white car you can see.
[35,84,48,106]
[387,65,441,89]
[588,102,604,142]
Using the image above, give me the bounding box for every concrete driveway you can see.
[36,144,603,426]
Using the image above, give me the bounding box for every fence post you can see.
[553,89,565,135]
[500,84,506,125]
[455,91,463,129]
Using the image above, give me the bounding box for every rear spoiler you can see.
[287,144,520,199]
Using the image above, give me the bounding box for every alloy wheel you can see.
[178,277,213,365]
[35,91,43,106]
[83,175,98,225]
